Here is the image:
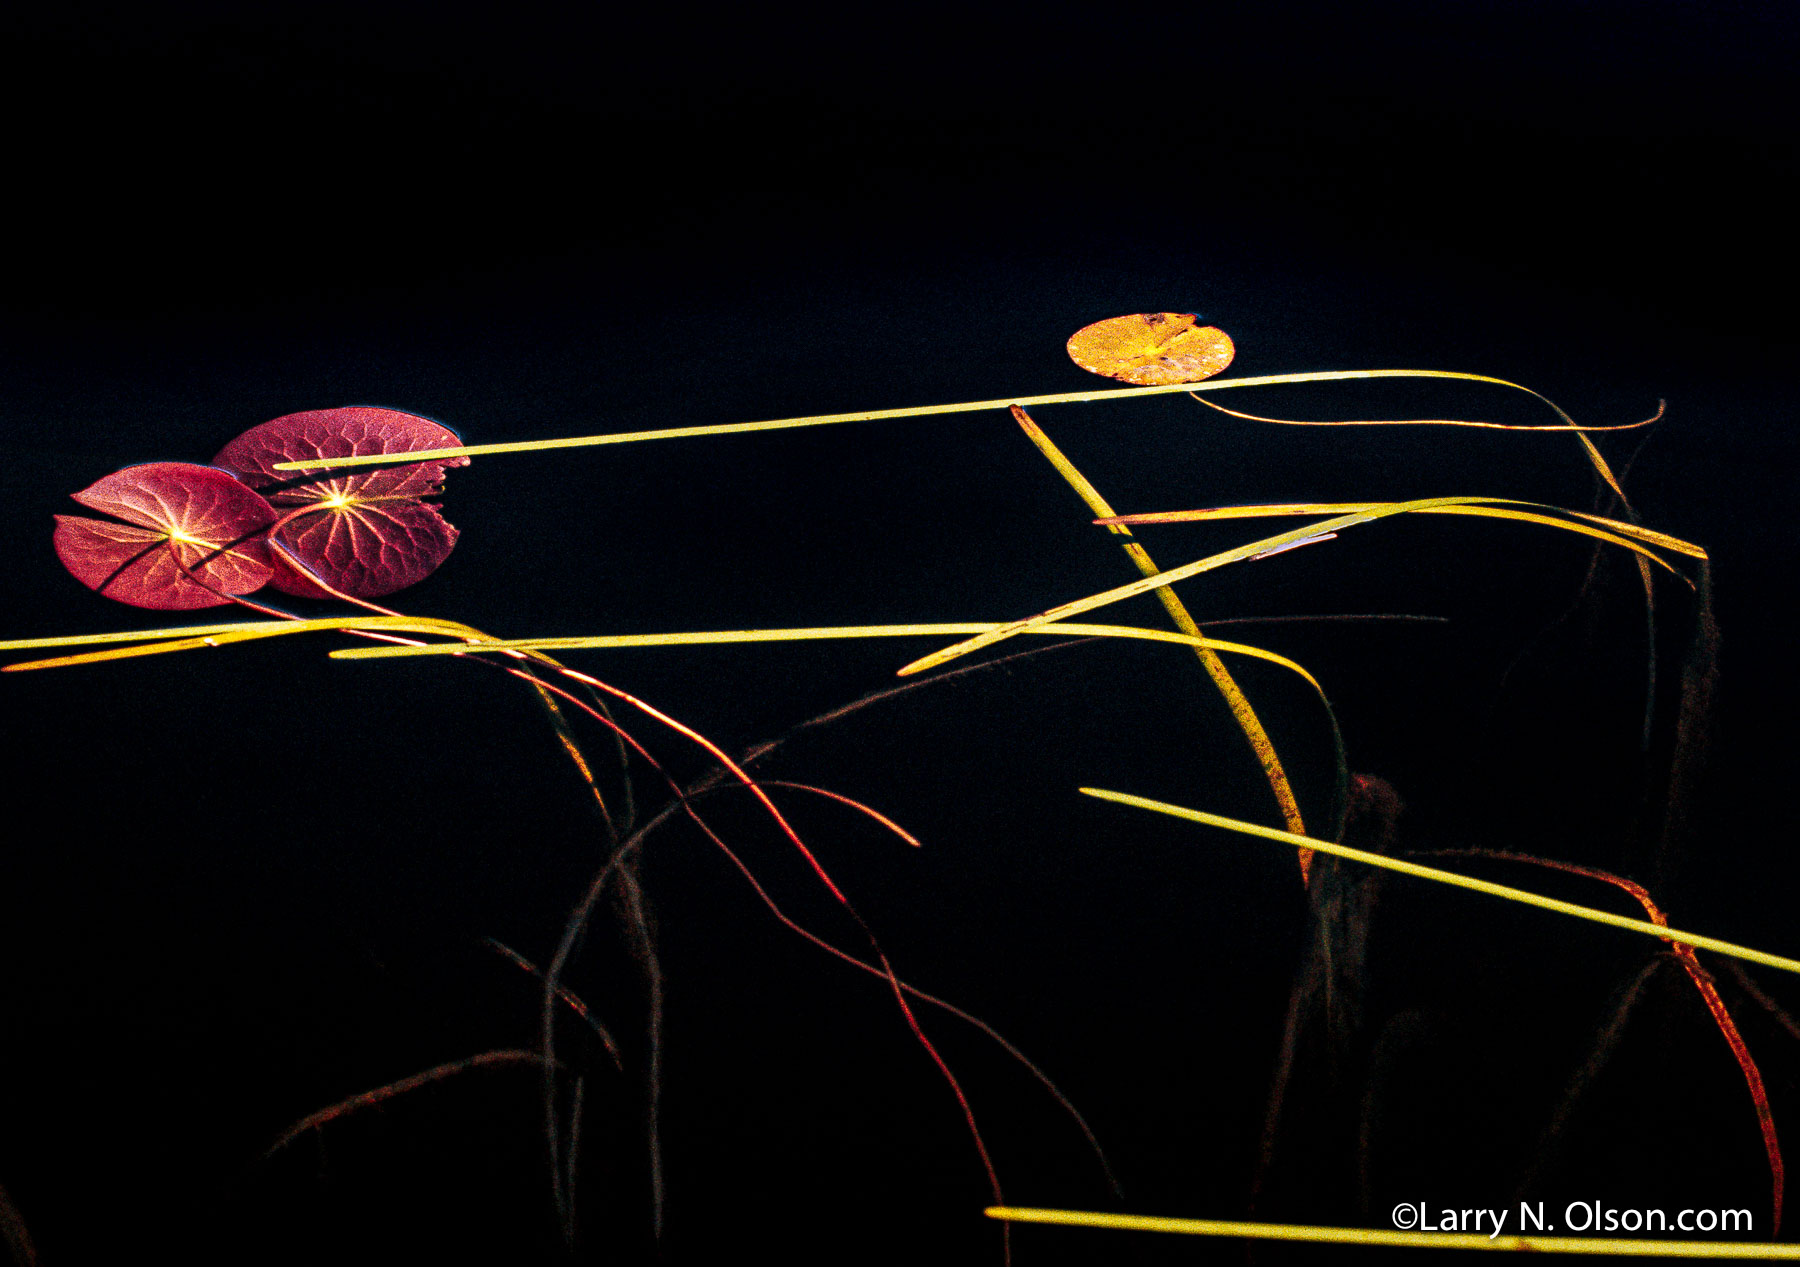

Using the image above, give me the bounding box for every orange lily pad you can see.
[1066,313,1235,385]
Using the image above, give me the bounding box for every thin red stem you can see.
[1421,849,1782,1234]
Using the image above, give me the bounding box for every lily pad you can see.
[53,462,277,609]
[1066,313,1235,385]
[214,407,468,598]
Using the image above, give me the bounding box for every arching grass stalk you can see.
[324,622,1324,684]
[0,619,1331,693]
[1100,501,1701,553]
[1169,383,1666,752]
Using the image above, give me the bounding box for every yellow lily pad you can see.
[1066,312,1235,385]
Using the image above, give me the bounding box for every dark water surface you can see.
[1,5,1794,1264]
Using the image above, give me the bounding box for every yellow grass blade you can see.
[1100,500,1706,560]
[1184,369,1635,504]
[268,370,1636,471]
[1565,511,1706,557]
[1111,503,1692,574]
[896,497,1523,677]
[984,1207,1791,1256]
[1104,502,1413,523]
[0,615,507,671]
[1011,403,1311,873]
[1077,788,1800,977]
[336,622,1090,653]
[0,617,374,650]
[1185,390,1664,434]
[0,615,497,652]
[6,630,299,670]
[4,616,1331,710]
[327,623,1329,697]
[1429,507,1688,572]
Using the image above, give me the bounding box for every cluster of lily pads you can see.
[51,407,467,609]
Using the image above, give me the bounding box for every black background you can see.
[1,3,1795,1264]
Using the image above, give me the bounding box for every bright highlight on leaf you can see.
[1066,313,1235,385]
[52,462,277,609]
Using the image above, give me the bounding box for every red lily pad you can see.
[213,407,468,598]
[53,462,277,609]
